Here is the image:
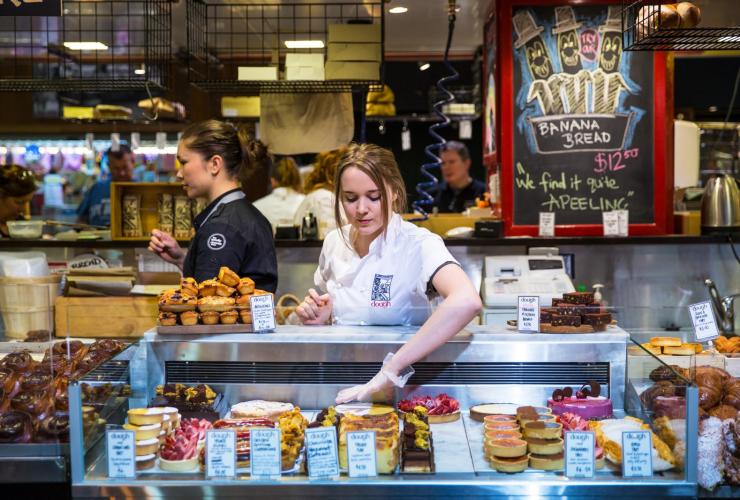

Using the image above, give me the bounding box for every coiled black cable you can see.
[411,4,459,220]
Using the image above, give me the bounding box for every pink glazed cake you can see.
[547,397,613,420]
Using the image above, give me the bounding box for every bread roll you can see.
[637,4,680,38]
[676,2,701,28]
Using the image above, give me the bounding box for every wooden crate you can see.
[110,182,191,242]
[55,296,158,338]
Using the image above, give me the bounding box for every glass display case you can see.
[68,325,700,497]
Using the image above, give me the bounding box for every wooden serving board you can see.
[157,323,254,334]
[506,320,616,334]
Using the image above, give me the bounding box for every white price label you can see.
[156,132,167,150]
[130,132,141,150]
[110,133,121,153]
[565,431,595,478]
[689,300,720,342]
[517,295,540,332]
[538,212,555,237]
[347,431,377,478]
[250,428,281,478]
[401,129,411,151]
[602,211,619,236]
[622,431,653,478]
[206,430,237,479]
[616,209,629,236]
[459,120,472,139]
[305,427,339,479]
[107,430,136,478]
[250,294,276,332]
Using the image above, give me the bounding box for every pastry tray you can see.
[157,324,254,334]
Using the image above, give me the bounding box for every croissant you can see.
[709,404,738,421]
[723,379,740,410]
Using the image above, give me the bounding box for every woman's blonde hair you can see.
[303,147,346,193]
[273,157,302,192]
[334,143,407,239]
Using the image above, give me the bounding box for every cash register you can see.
[480,252,575,326]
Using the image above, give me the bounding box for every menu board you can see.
[509,4,657,229]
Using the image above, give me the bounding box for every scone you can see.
[198,279,220,297]
[197,296,235,312]
[158,312,177,326]
[201,311,220,325]
[237,277,255,295]
[220,311,238,325]
[180,311,199,326]
[180,277,198,297]
[218,267,240,287]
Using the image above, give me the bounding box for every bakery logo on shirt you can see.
[370,274,392,308]
[207,233,226,250]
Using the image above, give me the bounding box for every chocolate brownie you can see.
[550,314,582,327]
[562,292,594,305]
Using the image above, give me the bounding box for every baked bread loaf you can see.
[676,1,700,28]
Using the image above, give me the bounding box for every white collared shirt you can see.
[314,214,458,326]
[253,187,305,232]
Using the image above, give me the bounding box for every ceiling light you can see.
[284,40,324,49]
[389,6,408,14]
[419,62,430,71]
[134,64,146,75]
[709,105,718,112]
[63,41,108,51]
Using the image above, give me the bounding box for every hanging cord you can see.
[141,81,159,122]
[410,2,459,220]
[729,233,740,265]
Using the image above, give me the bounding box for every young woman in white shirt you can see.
[293,148,346,239]
[253,157,305,232]
[294,143,482,404]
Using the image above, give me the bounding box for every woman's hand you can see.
[295,288,332,325]
[335,371,394,404]
[148,229,186,269]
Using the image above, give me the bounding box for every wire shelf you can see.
[0,0,172,92]
[622,1,740,51]
[187,0,384,93]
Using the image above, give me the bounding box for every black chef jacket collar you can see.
[193,188,243,231]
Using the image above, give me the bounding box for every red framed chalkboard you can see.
[497,0,673,236]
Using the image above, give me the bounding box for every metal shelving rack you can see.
[186,0,384,93]
[622,1,740,51]
[0,0,172,92]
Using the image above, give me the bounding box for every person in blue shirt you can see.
[77,145,135,227]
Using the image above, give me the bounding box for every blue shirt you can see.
[77,180,111,227]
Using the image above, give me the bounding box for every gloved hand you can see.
[335,370,394,404]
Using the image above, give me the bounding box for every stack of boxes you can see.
[326,23,381,80]
[285,53,325,81]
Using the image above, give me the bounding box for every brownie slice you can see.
[582,312,612,331]
[562,292,594,305]
[550,314,582,327]
[557,304,588,316]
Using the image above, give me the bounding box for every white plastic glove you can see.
[334,353,414,404]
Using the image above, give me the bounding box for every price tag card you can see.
[616,209,629,236]
[110,133,121,152]
[622,431,653,478]
[206,429,237,479]
[305,427,339,479]
[459,119,473,139]
[107,430,136,478]
[250,428,281,478]
[517,295,540,332]
[602,211,619,236]
[538,212,555,237]
[689,300,720,342]
[250,293,276,332]
[565,431,595,478]
[346,431,377,478]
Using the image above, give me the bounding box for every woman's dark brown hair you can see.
[0,164,37,197]
[273,157,302,193]
[334,143,407,241]
[304,147,346,193]
[180,119,269,185]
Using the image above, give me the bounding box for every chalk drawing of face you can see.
[598,32,622,73]
[525,38,553,80]
[558,30,582,74]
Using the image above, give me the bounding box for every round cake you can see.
[547,396,613,420]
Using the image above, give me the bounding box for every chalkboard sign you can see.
[499,1,671,236]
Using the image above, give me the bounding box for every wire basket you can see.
[187,0,384,93]
[0,0,172,92]
[622,1,740,51]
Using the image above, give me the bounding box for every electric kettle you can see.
[701,173,740,234]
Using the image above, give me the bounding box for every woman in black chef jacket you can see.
[148,120,278,292]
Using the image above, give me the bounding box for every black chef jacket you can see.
[432,179,487,213]
[183,189,278,292]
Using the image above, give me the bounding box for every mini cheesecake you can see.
[136,438,160,456]
[486,438,528,458]
[484,429,523,440]
[529,452,564,471]
[136,453,156,471]
[483,414,518,424]
[490,455,529,473]
[484,421,520,432]
[519,414,557,426]
[159,455,199,472]
[526,437,564,455]
[523,421,563,440]
[123,423,161,441]
[128,407,165,426]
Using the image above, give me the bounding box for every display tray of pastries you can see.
[157,267,275,334]
[150,384,225,421]
[398,393,460,423]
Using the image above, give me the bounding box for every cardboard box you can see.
[328,42,381,61]
[285,53,324,67]
[63,106,95,120]
[237,66,277,81]
[286,65,325,81]
[325,61,379,80]
[328,23,381,43]
[55,296,158,338]
[221,96,261,118]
